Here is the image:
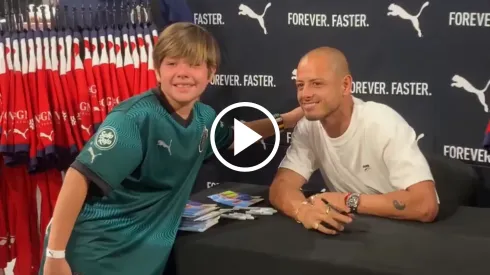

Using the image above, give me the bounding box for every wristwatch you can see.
[274,113,285,132]
[345,193,360,213]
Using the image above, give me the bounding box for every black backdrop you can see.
[185,0,490,205]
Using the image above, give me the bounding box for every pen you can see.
[321,198,349,215]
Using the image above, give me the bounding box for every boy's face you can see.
[156,57,215,105]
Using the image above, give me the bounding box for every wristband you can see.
[274,114,285,132]
[46,248,66,259]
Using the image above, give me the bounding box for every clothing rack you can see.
[0,0,152,33]
[0,0,159,174]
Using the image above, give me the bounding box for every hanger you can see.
[94,4,101,31]
[104,0,109,30]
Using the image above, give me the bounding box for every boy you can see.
[41,22,303,275]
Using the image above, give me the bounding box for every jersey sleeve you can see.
[205,119,233,159]
[70,112,143,195]
[278,119,318,181]
[372,109,435,191]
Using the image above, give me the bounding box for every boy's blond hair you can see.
[152,22,221,76]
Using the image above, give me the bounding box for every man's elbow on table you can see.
[417,197,439,223]
[269,178,285,209]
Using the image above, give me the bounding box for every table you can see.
[165,183,490,275]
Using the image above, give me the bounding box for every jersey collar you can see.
[152,87,194,128]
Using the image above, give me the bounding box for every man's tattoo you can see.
[393,200,406,210]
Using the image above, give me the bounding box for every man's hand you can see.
[297,199,353,235]
[282,107,304,129]
[312,192,351,214]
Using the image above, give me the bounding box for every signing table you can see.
[165,183,490,275]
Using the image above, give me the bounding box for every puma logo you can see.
[416,133,425,142]
[291,69,297,80]
[451,75,490,112]
[387,2,429,37]
[238,3,272,35]
[40,130,54,141]
[81,124,92,135]
[157,139,172,155]
[13,128,28,139]
[87,147,102,163]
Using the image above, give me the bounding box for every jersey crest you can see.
[199,126,209,153]
[94,126,118,151]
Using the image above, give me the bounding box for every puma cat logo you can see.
[40,130,54,141]
[13,128,28,139]
[387,2,429,37]
[238,3,272,34]
[451,75,490,112]
[157,139,172,155]
[87,147,102,163]
[81,124,92,135]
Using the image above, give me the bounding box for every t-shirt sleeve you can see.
[70,112,143,195]
[373,110,435,191]
[278,120,318,181]
[205,119,233,159]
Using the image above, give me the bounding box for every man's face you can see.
[295,56,346,121]
[156,57,214,106]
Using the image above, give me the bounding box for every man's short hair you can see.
[152,22,221,75]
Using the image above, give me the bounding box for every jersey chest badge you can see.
[199,126,209,153]
[94,126,118,151]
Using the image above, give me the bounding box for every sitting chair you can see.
[424,153,481,220]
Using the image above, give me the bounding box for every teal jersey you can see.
[40,89,233,275]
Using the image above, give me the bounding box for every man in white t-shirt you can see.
[269,47,439,235]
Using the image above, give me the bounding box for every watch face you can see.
[347,195,359,207]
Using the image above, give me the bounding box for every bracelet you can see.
[294,201,309,223]
[46,248,66,259]
[274,114,285,132]
[308,194,318,204]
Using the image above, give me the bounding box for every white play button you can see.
[233,119,262,156]
[210,102,280,172]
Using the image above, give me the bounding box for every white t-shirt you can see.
[279,97,436,195]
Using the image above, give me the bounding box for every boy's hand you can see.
[282,107,304,129]
[44,258,72,275]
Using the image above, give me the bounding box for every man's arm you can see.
[357,180,439,222]
[269,119,317,219]
[269,168,309,220]
[354,108,439,222]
